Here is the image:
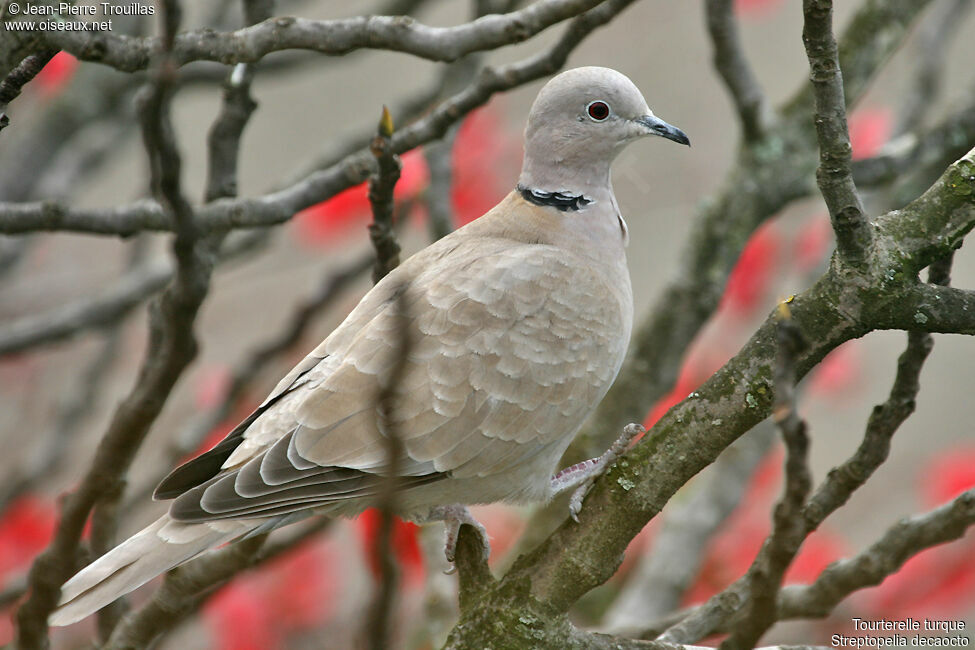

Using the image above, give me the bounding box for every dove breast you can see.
[170,191,633,521]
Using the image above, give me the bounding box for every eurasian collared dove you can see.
[50,66,689,626]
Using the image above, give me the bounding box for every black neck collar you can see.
[517,185,593,212]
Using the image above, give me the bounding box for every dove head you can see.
[518,67,688,199]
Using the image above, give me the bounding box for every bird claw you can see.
[425,504,490,573]
[551,423,644,522]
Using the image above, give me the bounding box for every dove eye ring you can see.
[586,100,610,121]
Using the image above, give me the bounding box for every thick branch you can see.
[602,422,776,633]
[873,145,975,273]
[38,0,604,71]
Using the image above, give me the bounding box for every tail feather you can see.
[49,515,254,627]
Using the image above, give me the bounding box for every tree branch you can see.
[602,422,776,633]
[778,488,975,620]
[368,106,403,284]
[568,0,933,467]
[37,0,605,71]
[14,3,216,645]
[802,0,869,265]
[0,49,58,131]
[704,0,766,142]
[0,0,640,239]
[721,311,811,650]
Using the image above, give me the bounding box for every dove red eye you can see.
[586,100,610,121]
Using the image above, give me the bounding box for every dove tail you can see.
[50,514,254,627]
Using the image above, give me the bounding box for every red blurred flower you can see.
[922,446,975,506]
[734,0,783,17]
[294,108,516,246]
[204,538,338,650]
[848,107,893,161]
[35,52,78,96]
[0,496,57,589]
[450,108,520,226]
[356,508,424,587]
[205,581,279,650]
[719,222,782,318]
[295,150,429,245]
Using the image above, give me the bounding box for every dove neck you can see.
[517,153,615,206]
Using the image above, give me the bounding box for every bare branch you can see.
[778,489,975,620]
[0,258,169,357]
[802,0,870,265]
[873,145,975,273]
[38,0,605,72]
[704,0,767,141]
[0,232,266,357]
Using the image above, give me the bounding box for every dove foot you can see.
[550,423,644,522]
[423,504,490,573]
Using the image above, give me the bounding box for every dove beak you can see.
[636,114,690,146]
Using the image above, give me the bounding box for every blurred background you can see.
[1,0,974,648]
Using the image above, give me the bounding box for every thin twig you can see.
[802,0,870,265]
[368,106,403,284]
[0,49,58,131]
[896,0,972,133]
[704,0,766,142]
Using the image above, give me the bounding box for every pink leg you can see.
[550,423,644,521]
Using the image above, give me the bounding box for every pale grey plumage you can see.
[50,66,688,627]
